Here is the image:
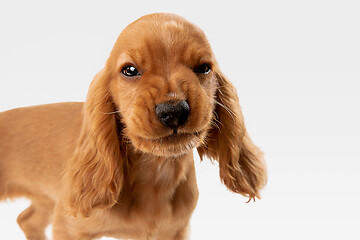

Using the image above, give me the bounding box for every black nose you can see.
[155,100,190,129]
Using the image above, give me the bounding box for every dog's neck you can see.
[114,149,196,219]
[124,150,193,194]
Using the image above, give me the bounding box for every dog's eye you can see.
[121,65,139,77]
[194,63,212,75]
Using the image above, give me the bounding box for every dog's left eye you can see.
[194,63,212,75]
[121,65,139,77]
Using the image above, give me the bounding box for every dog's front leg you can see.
[52,208,94,240]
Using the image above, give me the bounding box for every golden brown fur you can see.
[0,13,267,240]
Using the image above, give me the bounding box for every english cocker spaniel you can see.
[0,13,267,240]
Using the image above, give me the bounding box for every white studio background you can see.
[0,0,360,239]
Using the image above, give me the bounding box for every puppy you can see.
[0,13,267,240]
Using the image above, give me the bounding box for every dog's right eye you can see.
[121,65,139,77]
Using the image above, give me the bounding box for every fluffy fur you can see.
[0,13,267,240]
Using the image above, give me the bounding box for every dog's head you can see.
[106,13,217,157]
[65,13,267,216]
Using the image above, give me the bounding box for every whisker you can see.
[203,92,235,123]
[99,108,134,115]
[210,119,221,130]
[214,99,235,123]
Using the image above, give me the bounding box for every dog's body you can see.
[0,13,266,240]
[0,102,198,239]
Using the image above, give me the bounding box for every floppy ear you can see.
[63,68,124,217]
[198,71,267,200]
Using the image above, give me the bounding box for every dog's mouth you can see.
[129,130,207,157]
[153,131,202,146]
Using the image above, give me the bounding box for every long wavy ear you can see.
[198,71,267,200]
[63,68,124,217]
